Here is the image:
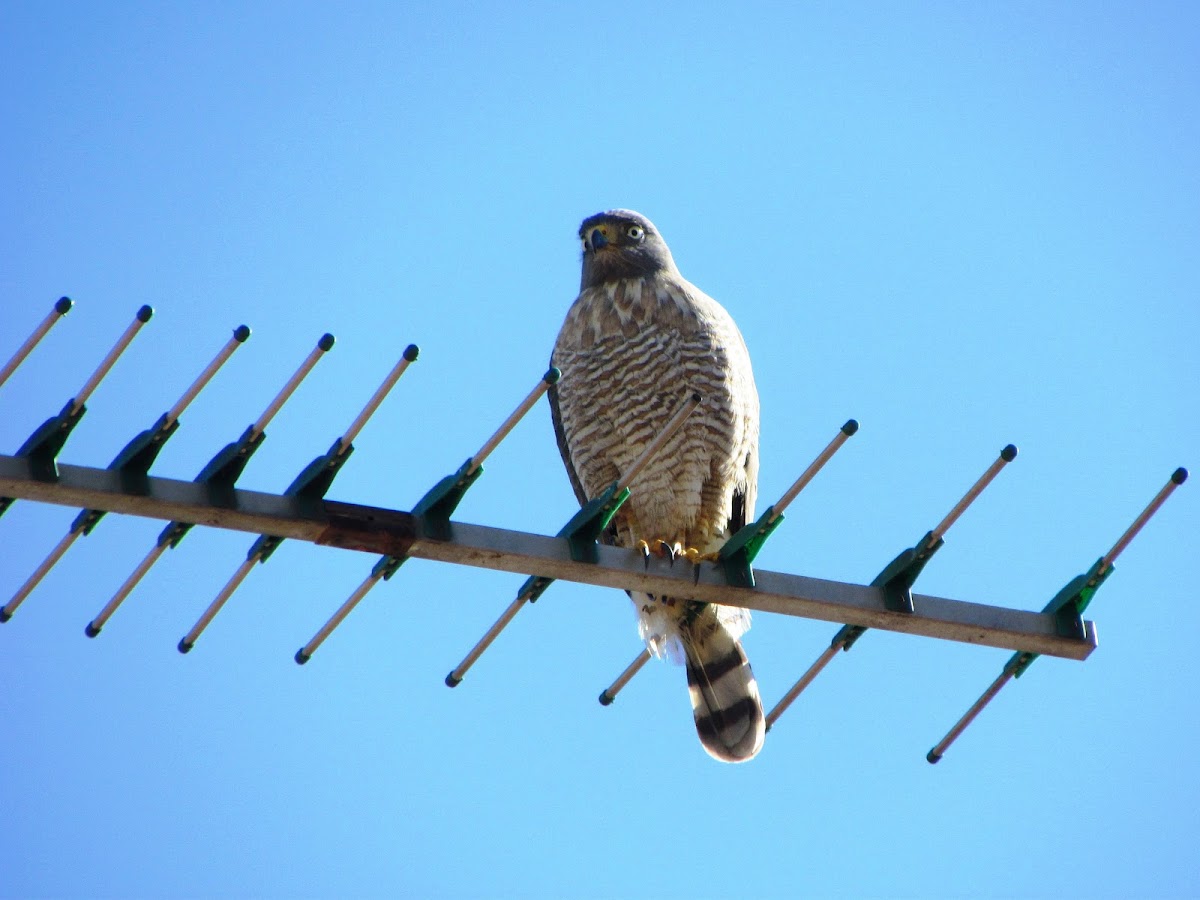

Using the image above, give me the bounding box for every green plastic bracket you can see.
[70,412,183,536]
[1003,557,1112,679]
[0,399,89,519]
[717,505,786,589]
[155,424,269,550]
[520,480,631,604]
[833,529,944,651]
[412,458,486,541]
[247,438,357,563]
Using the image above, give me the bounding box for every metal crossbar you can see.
[0,453,1097,660]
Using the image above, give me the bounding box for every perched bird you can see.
[549,209,765,762]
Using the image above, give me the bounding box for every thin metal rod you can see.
[72,305,153,412]
[164,326,250,427]
[86,542,168,636]
[250,334,334,438]
[337,344,418,453]
[931,445,1018,541]
[446,592,531,686]
[1,530,82,621]
[467,369,557,475]
[1100,467,1188,574]
[0,297,72,391]
[446,393,704,686]
[599,648,651,705]
[770,419,858,522]
[765,643,841,730]
[615,392,703,494]
[926,670,1014,764]
[178,556,258,651]
[295,572,383,663]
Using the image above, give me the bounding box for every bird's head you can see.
[578,209,677,289]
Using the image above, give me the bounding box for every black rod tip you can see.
[233,325,251,343]
[177,638,194,654]
[1001,444,1018,462]
[926,749,942,764]
[55,296,74,315]
[317,333,336,351]
[445,671,462,688]
[403,343,420,362]
[842,418,859,436]
[1172,467,1188,485]
[0,608,11,624]
[84,622,101,638]
[136,305,154,323]
[690,392,703,405]
[598,690,614,706]
[544,366,561,385]
[294,649,311,665]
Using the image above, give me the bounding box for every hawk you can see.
[549,209,765,762]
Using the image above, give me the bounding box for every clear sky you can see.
[2,2,1197,898]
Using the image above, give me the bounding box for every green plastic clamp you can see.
[717,506,786,589]
[245,438,358,563]
[517,479,631,604]
[155,423,269,549]
[412,458,486,541]
[1002,557,1112,679]
[835,530,945,651]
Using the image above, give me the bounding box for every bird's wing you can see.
[547,376,590,507]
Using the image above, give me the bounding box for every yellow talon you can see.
[683,547,719,564]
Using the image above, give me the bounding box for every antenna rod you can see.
[467,368,559,475]
[72,305,154,412]
[616,392,702,494]
[769,419,860,523]
[165,326,252,426]
[766,443,1017,730]
[927,466,1187,764]
[446,391,703,688]
[336,344,419,453]
[1100,467,1188,574]
[250,334,336,438]
[598,648,651,705]
[0,297,73,391]
[85,543,169,637]
[765,643,840,730]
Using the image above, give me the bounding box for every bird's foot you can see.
[637,539,684,567]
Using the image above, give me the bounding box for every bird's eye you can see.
[627,225,645,240]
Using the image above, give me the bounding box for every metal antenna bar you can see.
[250,334,335,438]
[445,591,533,687]
[764,643,840,730]
[177,557,257,653]
[337,344,419,453]
[598,648,651,705]
[85,542,168,637]
[467,368,559,476]
[931,444,1018,541]
[0,455,1103,660]
[926,670,1013,764]
[1101,467,1188,573]
[0,297,73,391]
[0,530,82,622]
[295,572,383,664]
[165,326,251,426]
[770,419,859,522]
[616,391,702,494]
[72,305,154,412]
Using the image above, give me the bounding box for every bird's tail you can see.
[681,605,765,763]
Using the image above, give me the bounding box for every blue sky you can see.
[2,2,1197,898]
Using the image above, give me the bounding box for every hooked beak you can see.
[588,227,609,251]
